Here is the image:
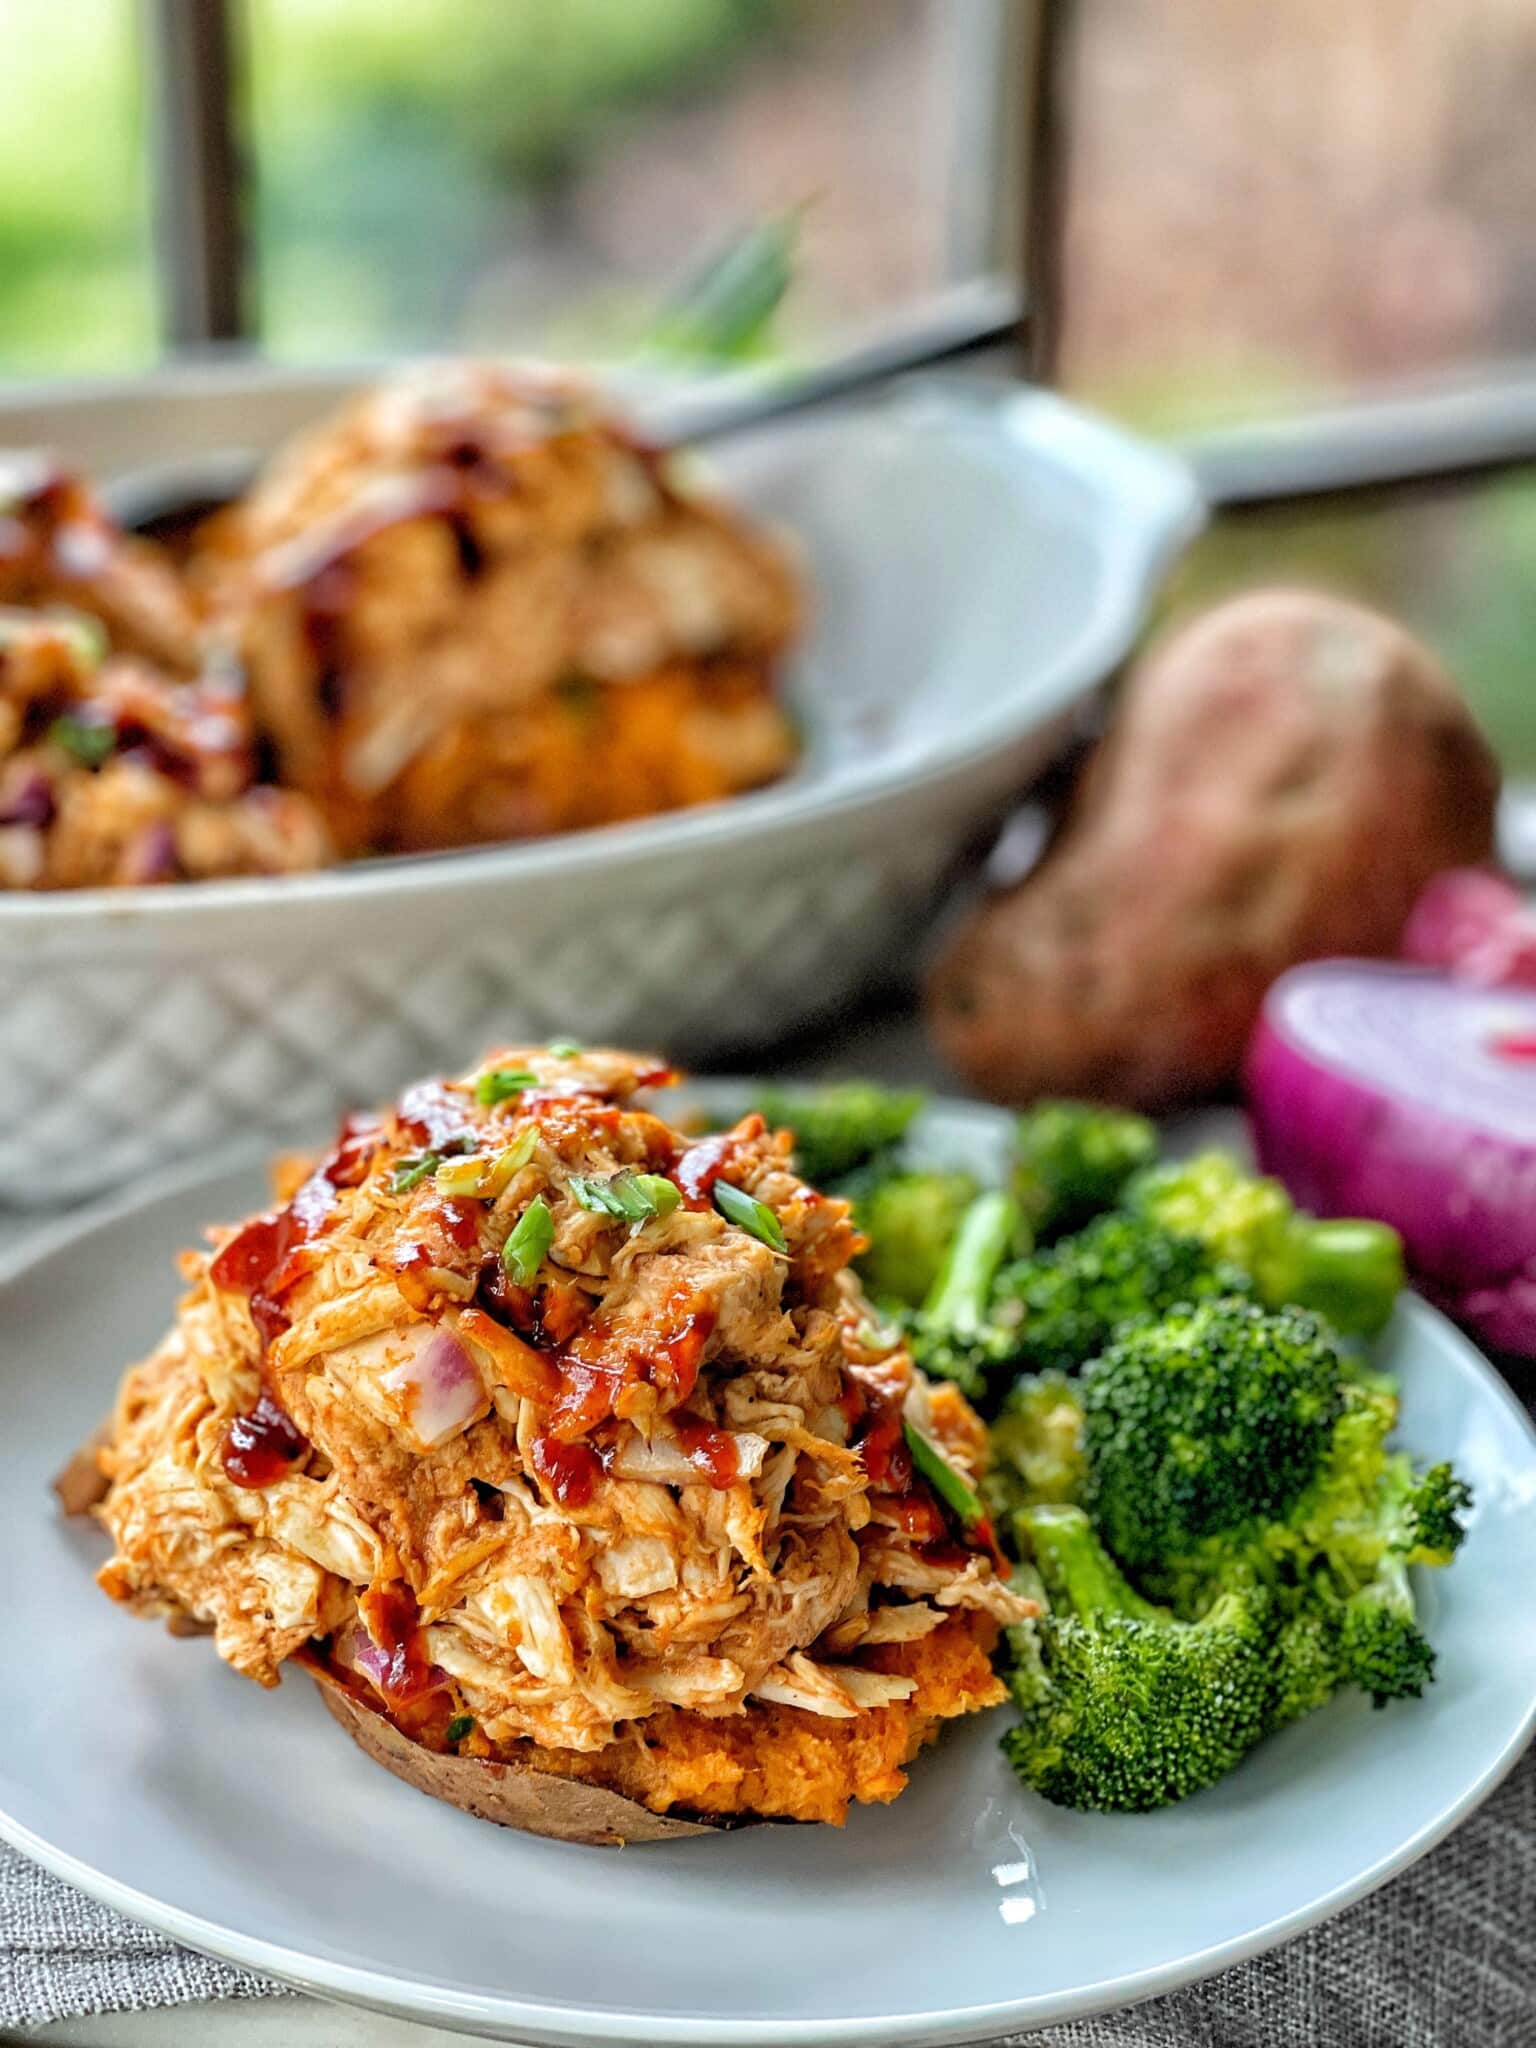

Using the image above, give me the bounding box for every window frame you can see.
[137,0,1536,513]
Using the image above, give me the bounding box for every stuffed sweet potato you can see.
[197,363,803,855]
[70,1047,1026,1841]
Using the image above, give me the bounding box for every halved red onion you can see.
[380,1327,488,1449]
[1247,959,1536,1355]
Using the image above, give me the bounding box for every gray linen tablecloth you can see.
[4,1029,1533,2046]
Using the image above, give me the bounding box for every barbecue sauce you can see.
[671,1412,741,1488]
[214,1114,380,1487]
[222,1391,307,1489]
[674,1119,764,1211]
[529,1431,602,1508]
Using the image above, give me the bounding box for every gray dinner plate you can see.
[0,1101,1533,2046]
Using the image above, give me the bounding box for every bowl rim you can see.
[0,382,1201,933]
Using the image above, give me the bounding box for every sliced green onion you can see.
[391,1150,442,1194]
[484,1126,539,1193]
[503,1195,553,1284]
[851,1310,900,1354]
[548,1037,583,1059]
[58,611,108,669]
[713,1180,787,1253]
[626,1174,679,1219]
[391,1134,472,1193]
[568,1171,681,1223]
[903,1419,984,1526]
[445,1713,474,1744]
[435,1126,538,1200]
[435,1153,490,1198]
[50,715,115,768]
[475,1066,538,1107]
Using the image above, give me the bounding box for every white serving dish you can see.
[0,373,1200,1202]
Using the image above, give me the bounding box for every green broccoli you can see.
[983,1369,1087,1537]
[1080,1297,1345,1573]
[1013,1099,1158,1240]
[1255,1379,1472,1706]
[1125,1151,1404,1338]
[1334,1562,1438,1705]
[899,1189,1025,1401]
[843,1165,979,1309]
[751,1080,924,1186]
[1267,1599,1348,1731]
[997,1210,1251,1376]
[1269,1379,1472,1578]
[1001,1504,1275,1812]
[1146,1378,1472,1709]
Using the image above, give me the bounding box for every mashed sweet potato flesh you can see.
[522,1612,1004,1825]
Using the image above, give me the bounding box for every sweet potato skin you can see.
[926,589,1500,1110]
[313,1677,719,1846]
[309,1611,1003,1844]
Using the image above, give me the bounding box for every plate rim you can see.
[2,1115,1533,2046]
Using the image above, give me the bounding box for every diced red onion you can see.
[120,820,178,885]
[1401,868,1536,988]
[1247,959,1536,1355]
[0,769,56,829]
[381,1327,487,1448]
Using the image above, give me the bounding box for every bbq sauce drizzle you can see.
[213,1113,381,1487]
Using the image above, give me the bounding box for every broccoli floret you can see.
[1256,1381,1472,1706]
[1267,1598,1347,1731]
[983,1370,1087,1538]
[1156,1380,1473,1709]
[1080,1297,1345,1573]
[1396,1461,1475,1566]
[1001,1504,1274,1812]
[752,1080,924,1185]
[843,1165,979,1309]
[899,1190,1025,1402]
[1335,1561,1438,1704]
[997,1211,1251,1376]
[1125,1152,1404,1338]
[1271,1380,1472,1578]
[1013,1099,1158,1240]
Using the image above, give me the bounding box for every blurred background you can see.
[2,0,1536,773]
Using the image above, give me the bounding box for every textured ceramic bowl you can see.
[0,374,1200,1201]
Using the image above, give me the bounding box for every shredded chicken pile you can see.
[0,460,330,888]
[91,1048,1028,1822]
[197,362,802,854]
[0,453,201,673]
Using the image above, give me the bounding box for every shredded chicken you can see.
[0,460,331,888]
[0,453,200,672]
[0,605,330,888]
[196,362,803,854]
[89,1048,1031,1821]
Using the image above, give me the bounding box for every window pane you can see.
[1055,3,1536,430]
[0,0,156,374]
[246,0,1002,361]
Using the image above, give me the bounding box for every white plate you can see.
[1,1104,1533,2047]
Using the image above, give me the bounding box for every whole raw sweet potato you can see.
[926,588,1500,1109]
